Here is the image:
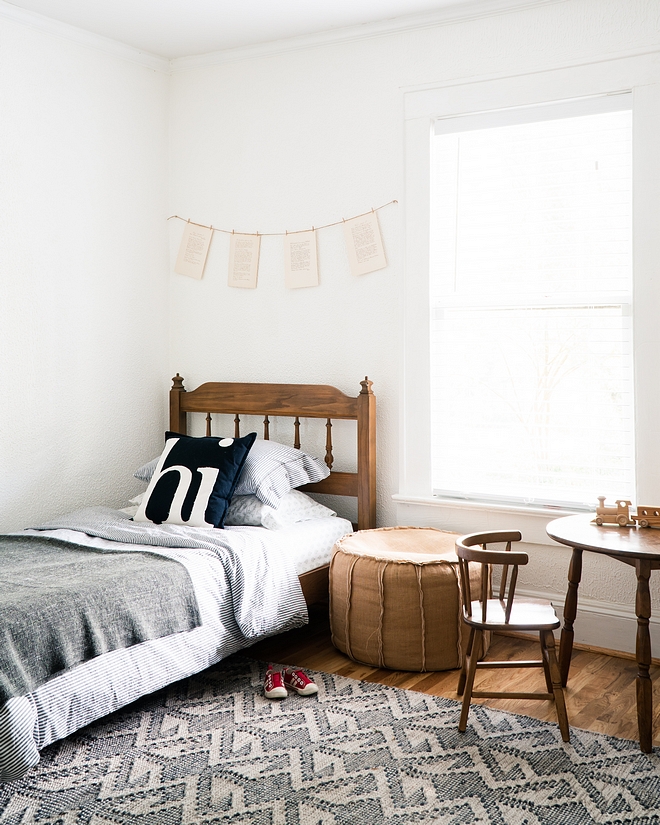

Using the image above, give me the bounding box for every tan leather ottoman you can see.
[329,526,489,671]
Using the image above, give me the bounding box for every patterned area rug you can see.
[1,655,659,825]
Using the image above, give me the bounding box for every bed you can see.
[0,375,376,783]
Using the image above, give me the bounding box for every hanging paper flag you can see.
[228,233,260,289]
[174,222,213,279]
[343,211,387,276]
[284,230,319,289]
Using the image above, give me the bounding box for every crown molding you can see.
[0,0,574,75]
[0,0,567,74]
[170,0,568,72]
[0,0,170,72]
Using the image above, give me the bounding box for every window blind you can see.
[430,95,633,508]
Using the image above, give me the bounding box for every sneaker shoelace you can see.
[264,666,287,699]
[283,668,318,695]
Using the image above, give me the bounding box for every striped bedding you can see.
[0,508,351,783]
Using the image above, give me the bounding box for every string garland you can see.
[167,199,398,237]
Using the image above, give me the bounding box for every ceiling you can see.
[5,0,482,59]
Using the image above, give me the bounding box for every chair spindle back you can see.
[455,531,526,625]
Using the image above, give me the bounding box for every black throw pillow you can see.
[134,431,257,528]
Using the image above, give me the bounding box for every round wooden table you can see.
[547,513,660,752]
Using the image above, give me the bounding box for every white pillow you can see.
[118,493,144,517]
[224,489,336,530]
[135,438,330,509]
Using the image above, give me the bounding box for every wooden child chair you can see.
[455,530,570,742]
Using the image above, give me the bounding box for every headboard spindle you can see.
[325,418,334,469]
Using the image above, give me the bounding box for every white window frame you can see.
[398,53,660,541]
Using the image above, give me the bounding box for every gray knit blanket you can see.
[31,506,308,641]
[0,533,201,704]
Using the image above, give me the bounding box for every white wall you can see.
[167,40,404,523]
[0,18,170,531]
[168,0,660,652]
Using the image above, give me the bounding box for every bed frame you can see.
[169,375,376,604]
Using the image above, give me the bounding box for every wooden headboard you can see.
[169,375,376,531]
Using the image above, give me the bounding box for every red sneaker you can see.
[264,665,287,699]
[283,667,318,696]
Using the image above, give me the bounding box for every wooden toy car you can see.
[594,496,633,526]
[631,507,660,528]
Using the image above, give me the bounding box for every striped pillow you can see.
[232,439,330,507]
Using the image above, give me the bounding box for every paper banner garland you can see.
[343,211,387,276]
[284,230,318,289]
[228,233,260,289]
[169,199,396,287]
[174,222,213,280]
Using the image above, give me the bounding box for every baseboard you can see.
[517,587,660,658]
[495,630,660,667]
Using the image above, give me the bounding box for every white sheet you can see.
[228,516,354,575]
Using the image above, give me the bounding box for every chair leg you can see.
[458,629,482,733]
[457,626,475,697]
[540,635,553,694]
[542,629,570,743]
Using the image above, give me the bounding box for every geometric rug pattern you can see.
[1,654,660,824]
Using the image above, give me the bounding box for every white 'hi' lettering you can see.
[134,438,220,526]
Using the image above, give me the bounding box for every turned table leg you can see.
[560,547,582,687]
[635,558,653,753]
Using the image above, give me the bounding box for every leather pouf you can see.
[329,526,489,671]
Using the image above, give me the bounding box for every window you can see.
[429,95,632,509]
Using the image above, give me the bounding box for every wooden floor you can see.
[246,606,660,746]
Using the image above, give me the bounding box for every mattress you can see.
[0,515,352,782]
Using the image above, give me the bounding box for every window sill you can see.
[392,493,580,518]
[392,493,584,545]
